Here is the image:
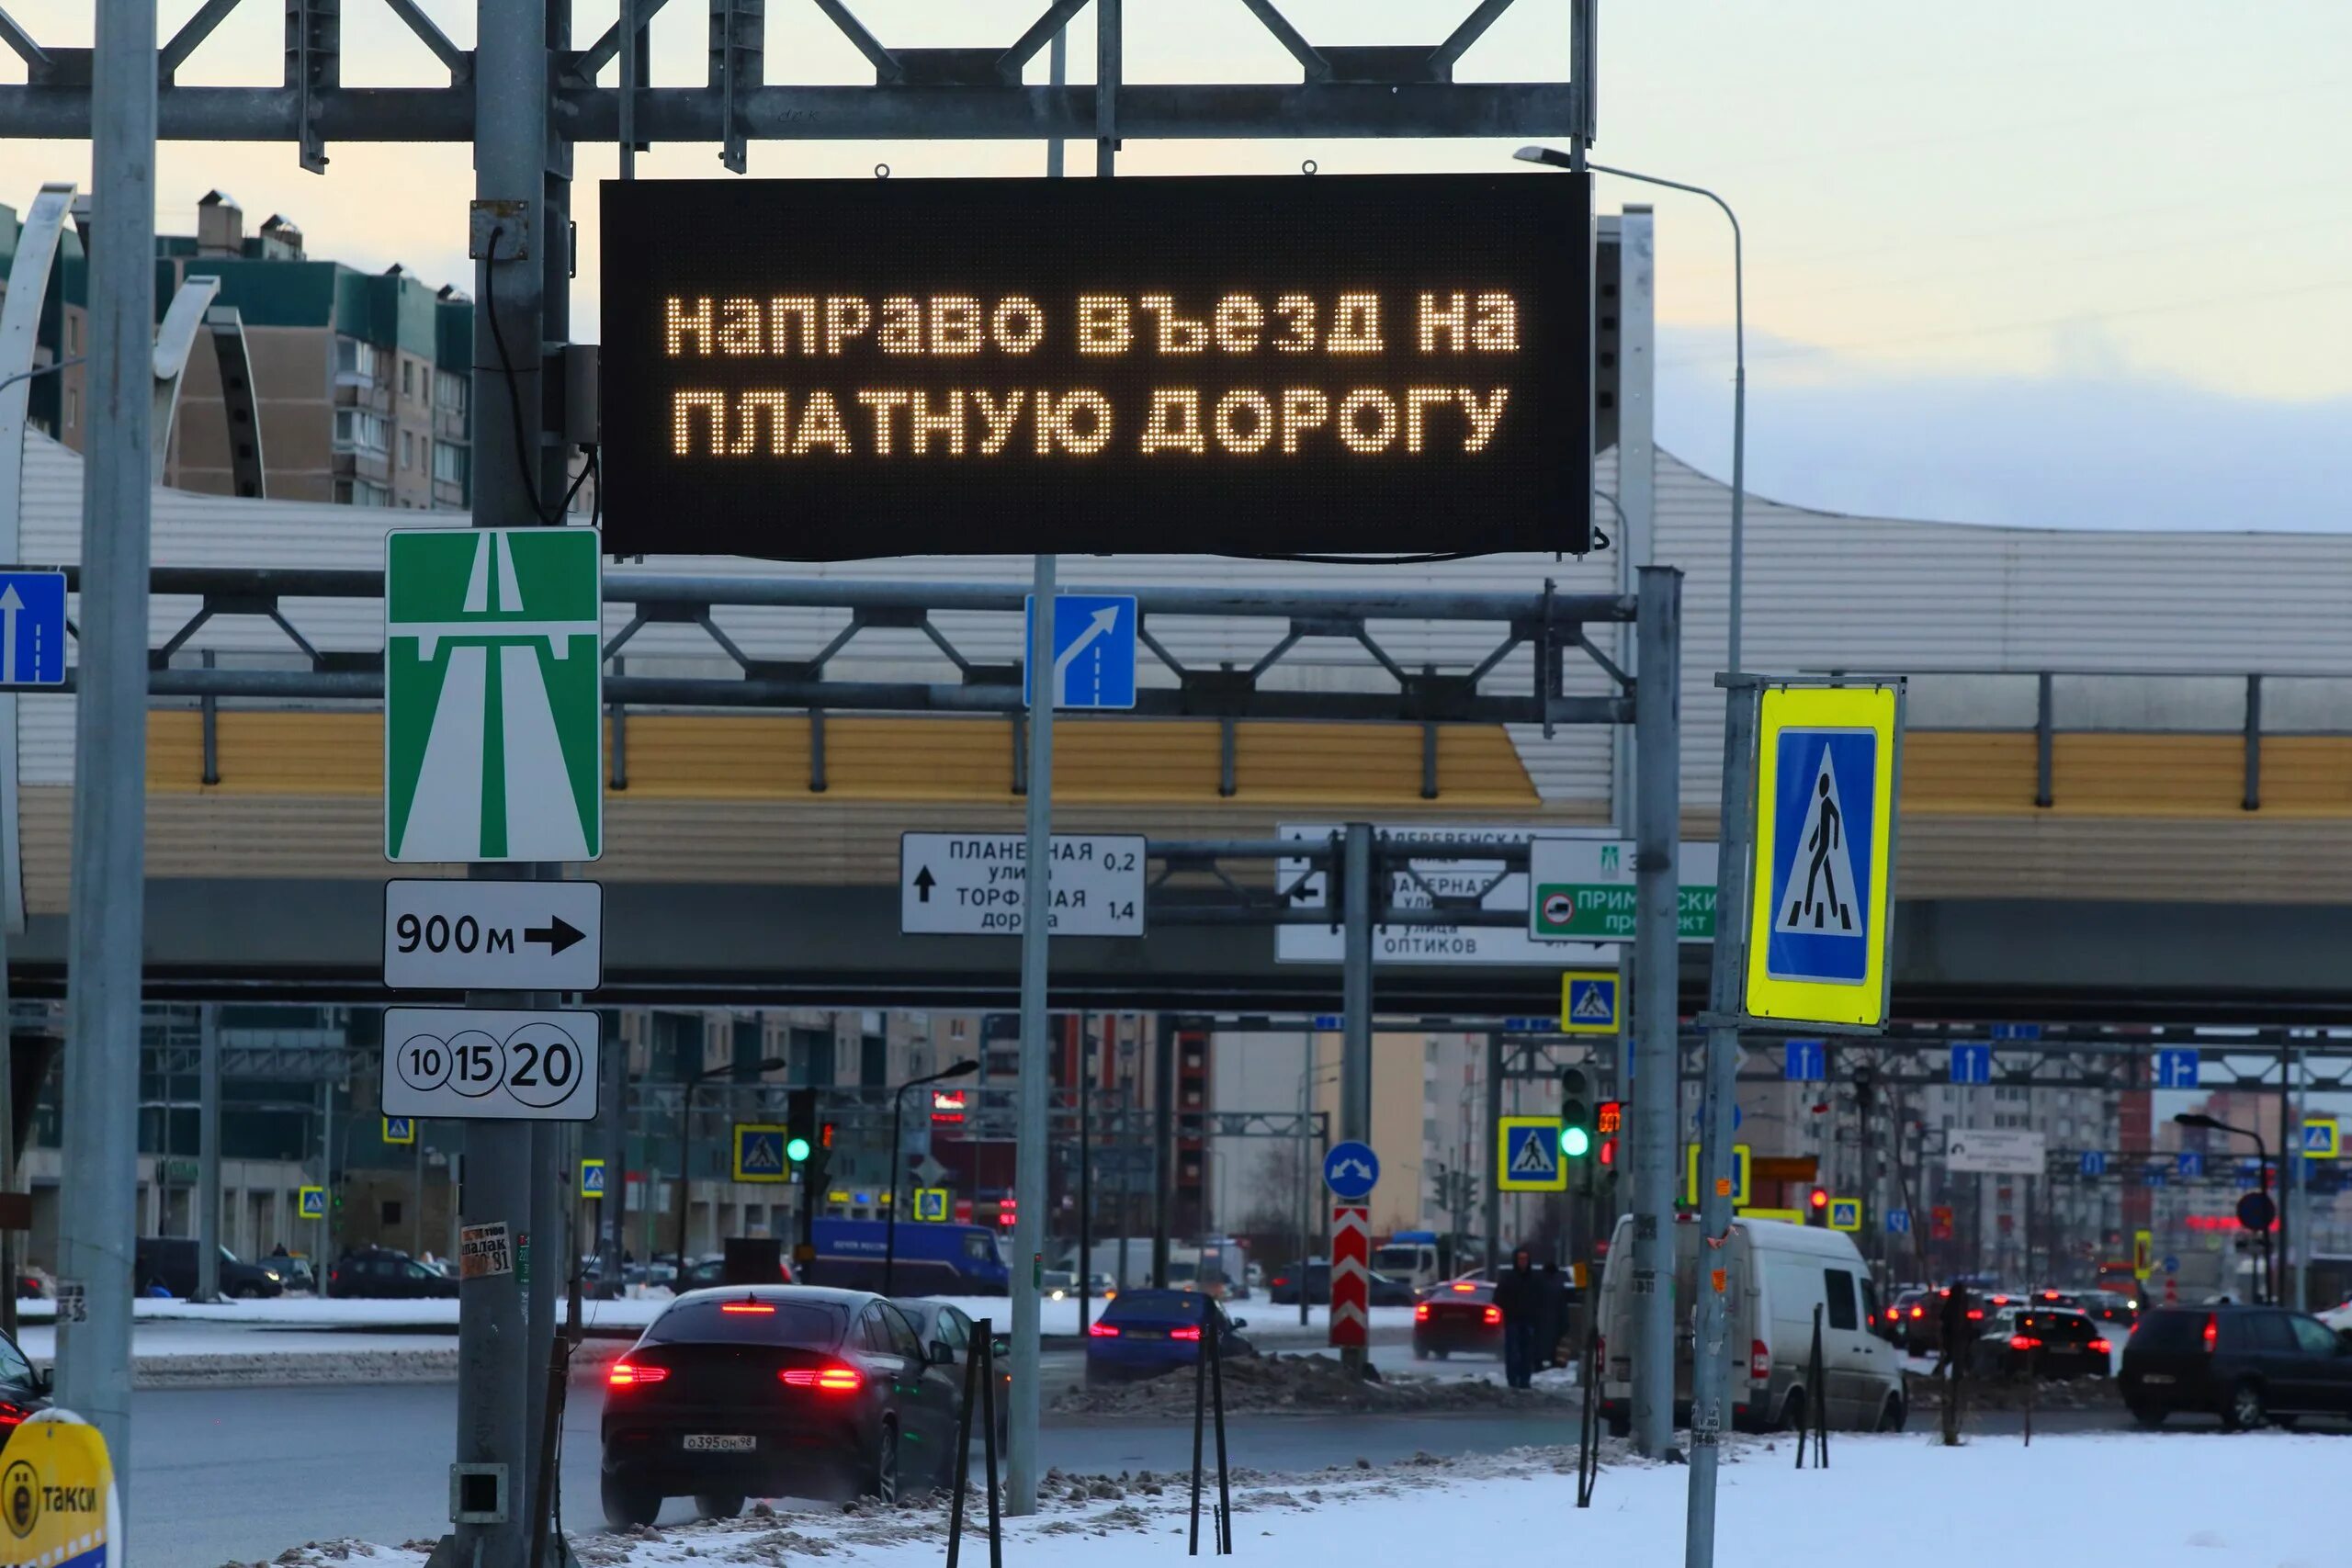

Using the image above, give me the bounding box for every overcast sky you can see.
[3,1,2346,530]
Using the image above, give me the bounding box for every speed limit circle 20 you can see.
[503,1021,586,1110]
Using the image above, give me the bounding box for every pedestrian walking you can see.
[1494,1247,1541,1389]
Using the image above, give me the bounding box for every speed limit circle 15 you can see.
[379,1007,603,1122]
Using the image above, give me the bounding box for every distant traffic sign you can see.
[2154,1049,2201,1089]
[580,1157,606,1199]
[1950,1043,1992,1085]
[382,1115,416,1146]
[1558,970,1621,1035]
[1683,1143,1752,1208]
[384,526,603,863]
[1498,1117,1567,1192]
[2079,1150,2107,1177]
[1322,1141,1381,1201]
[2302,1116,2339,1159]
[379,1006,602,1122]
[2238,1190,2277,1232]
[1828,1197,1862,1233]
[382,879,604,991]
[734,1124,791,1183]
[899,831,1145,937]
[0,570,66,687]
[1025,593,1138,709]
[1783,1039,1826,1081]
[2162,1255,2179,1275]
[1743,682,1901,1027]
[913,1188,951,1222]
[1885,1207,1910,1235]
[298,1186,326,1220]
[2177,1150,2205,1179]
[1945,1127,2045,1175]
[1527,838,1720,942]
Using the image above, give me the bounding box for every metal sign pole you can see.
[197,1006,221,1302]
[1005,549,1056,1516]
[1628,567,1683,1457]
[1685,671,1758,1568]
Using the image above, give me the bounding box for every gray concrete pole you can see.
[1484,1032,1504,1264]
[1005,551,1057,1516]
[1628,565,1683,1459]
[1339,822,1374,1377]
[197,1005,221,1301]
[54,0,156,1493]
[599,1019,628,1296]
[1685,672,1759,1568]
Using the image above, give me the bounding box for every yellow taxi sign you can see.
[1683,1143,1751,1207]
[1743,682,1902,1028]
[2,1413,117,1565]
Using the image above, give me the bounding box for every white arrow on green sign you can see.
[385,527,604,863]
[1527,839,1720,942]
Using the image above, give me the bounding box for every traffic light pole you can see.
[1628,566,1684,1460]
[1686,671,1761,1568]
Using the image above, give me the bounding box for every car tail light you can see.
[1088,1323,1121,1338]
[2088,1337,2111,1354]
[1414,1303,1430,1321]
[1750,1339,1770,1381]
[0,1402,26,1428]
[1271,1276,1287,1288]
[1966,1309,1984,1321]
[2203,1314,2219,1351]
[720,1302,776,1314]
[2008,1335,2042,1351]
[607,1362,668,1387]
[1482,1305,1502,1326]
[780,1364,863,1393]
[1909,1305,1924,1319]
[1171,1325,1204,1342]
[1451,1281,1476,1292]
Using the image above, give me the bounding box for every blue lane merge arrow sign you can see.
[0,570,66,689]
[1025,592,1138,710]
[1323,1140,1380,1201]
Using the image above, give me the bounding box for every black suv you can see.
[328,1245,459,1299]
[2120,1303,2352,1429]
[132,1238,287,1300]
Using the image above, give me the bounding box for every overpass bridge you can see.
[12,434,2352,1020]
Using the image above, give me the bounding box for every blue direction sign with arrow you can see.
[1323,1141,1380,1201]
[1783,1040,1826,1081]
[2155,1049,2201,1089]
[1950,1043,1992,1085]
[0,570,65,688]
[1025,592,1138,709]
[2080,1150,2107,1177]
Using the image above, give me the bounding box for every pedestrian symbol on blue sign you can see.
[1950,1043,1992,1085]
[382,1115,415,1146]
[1783,1040,1826,1082]
[0,570,66,689]
[1323,1140,1380,1201]
[2177,1150,2204,1179]
[734,1125,788,1181]
[1024,592,1138,710]
[1763,728,1877,986]
[298,1186,326,1220]
[1498,1121,1565,1190]
[580,1157,606,1198]
[2154,1049,2200,1089]
[2080,1150,2106,1177]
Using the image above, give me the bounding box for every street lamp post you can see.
[884,1059,980,1297]
[1516,146,1746,672]
[2174,1111,2275,1303]
[675,1055,787,1269]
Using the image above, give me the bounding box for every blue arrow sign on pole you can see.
[1885,1207,1910,1234]
[2154,1049,2200,1089]
[2080,1150,2107,1177]
[0,570,67,689]
[1025,593,1138,709]
[2177,1150,2204,1179]
[1784,1040,1826,1081]
[1950,1043,1992,1085]
[1323,1141,1380,1201]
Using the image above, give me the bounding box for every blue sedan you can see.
[1084,1290,1256,1384]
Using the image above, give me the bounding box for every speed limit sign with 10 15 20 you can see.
[380,1006,603,1122]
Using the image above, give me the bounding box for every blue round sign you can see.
[1323,1141,1381,1201]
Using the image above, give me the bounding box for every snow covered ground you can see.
[263,1430,2346,1568]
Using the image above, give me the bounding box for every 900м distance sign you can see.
[382,879,604,990]
[900,832,1145,937]
[381,1007,602,1122]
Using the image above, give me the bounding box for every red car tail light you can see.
[1749,1340,1770,1381]
[1088,1323,1121,1338]
[1482,1305,1502,1326]
[607,1362,668,1387]
[0,1402,27,1428]
[2203,1315,2219,1351]
[780,1364,864,1393]
[1909,1305,1924,1319]
[2088,1337,2111,1354]
[1966,1309,1984,1321]
[720,1302,776,1314]
[2008,1335,2042,1351]
[1414,1303,1430,1322]
[1170,1326,1203,1341]
[1450,1281,1477,1292]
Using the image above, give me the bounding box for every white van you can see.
[1595,1213,1905,1436]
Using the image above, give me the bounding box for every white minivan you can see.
[1595,1213,1905,1436]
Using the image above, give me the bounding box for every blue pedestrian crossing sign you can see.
[1558,970,1621,1035]
[1682,1143,1752,1207]
[1323,1141,1381,1200]
[298,1185,326,1220]
[0,570,66,689]
[1024,592,1138,710]
[1828,1197,1863,1233]
[580,1157,606,1199]
[913,1188,951,1222]
[1744,683,1901,1027]
[382,1115,416,1146]
[2303,1117,2340,1159]
[1498,1116,1568,1192]
[733,1123,791,1183]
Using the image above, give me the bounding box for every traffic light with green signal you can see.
[786,1089,817,1166]
[1559,1066,1595,1158]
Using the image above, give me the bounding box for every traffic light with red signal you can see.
[1808,1187,1831,1224]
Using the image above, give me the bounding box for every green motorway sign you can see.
[385,527,603,863]
[1528,839,1719,942]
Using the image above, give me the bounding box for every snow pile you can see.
[1053,1351,1576,1417]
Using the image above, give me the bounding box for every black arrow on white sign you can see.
[525,916,587,955]
[913,866,936,903]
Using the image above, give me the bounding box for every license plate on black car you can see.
[1125,1327,1163,1340]
[684,1435,756,1452]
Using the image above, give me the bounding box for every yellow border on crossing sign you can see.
[1828,1196,1862,1232]
[1558,969,1621,1035]
[2302,1115,2339,1159]
[914,1188,951,1222]
[1498,1115,1569,1191]
[733,1122,792,1183]
[382,1115,415,1146]
[297,1185,326,1220]
[1683,1143,1751,1207]
[1744,683,1902,1028]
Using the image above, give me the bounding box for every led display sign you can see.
[599,173,1592,559]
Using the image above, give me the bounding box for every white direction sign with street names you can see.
[1528,838,1722,942]
[899,832,1146,937]
[385,526,604,863]
[381,1006,603,1122]
[1944,1127,2047,1176]
[1274,822,1614,966]
[382,879,605,991]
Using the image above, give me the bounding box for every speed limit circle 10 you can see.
[379,1006,603,1122]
